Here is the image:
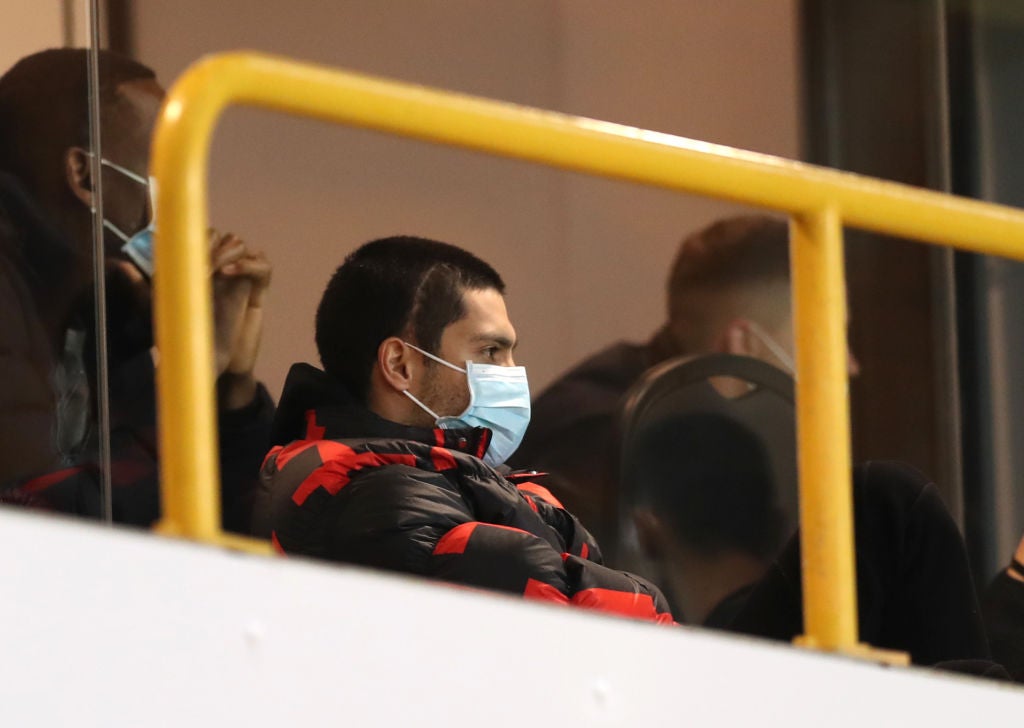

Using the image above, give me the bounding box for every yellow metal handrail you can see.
[151,51,1024,657]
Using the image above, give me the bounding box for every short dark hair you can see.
[0,48,155,193]
[315,235,505,402]
[667,214,790,324]
[626,412,786,558]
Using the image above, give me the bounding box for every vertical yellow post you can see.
[151,83,225,544]
[790,208,859,651]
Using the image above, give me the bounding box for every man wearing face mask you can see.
[0,49,273,531]
[252,236,673,622]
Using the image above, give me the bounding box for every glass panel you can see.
[0,1,156,527]
[126,0,809,624]
[0,2,110,517]
[81,0,167,528]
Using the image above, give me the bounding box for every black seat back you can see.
[611,354,797,576]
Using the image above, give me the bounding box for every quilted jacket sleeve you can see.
[515,481,604,564]
[270,455,673,624]
[428,519,673,623]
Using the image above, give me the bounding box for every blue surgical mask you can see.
[402,342,531,467]
[93,157,157,277]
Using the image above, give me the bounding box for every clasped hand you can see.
[210,230,272,409]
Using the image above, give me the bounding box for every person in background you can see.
[0,48,272,531]
[623,413,787,625]
[982,532,1024,681]
[623,411,994,672]
[510,215,832,545]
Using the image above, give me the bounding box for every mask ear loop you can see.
[401,341,475,420]
[92,153,150,186]
[101,218,131,243]
[402,389,441,420]
[746,321,797,375]
[88,153,154,244]
[403,341,466,373]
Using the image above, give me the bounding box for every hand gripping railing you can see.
[151,51,1024,660]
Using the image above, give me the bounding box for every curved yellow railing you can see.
[151,51,1024,659]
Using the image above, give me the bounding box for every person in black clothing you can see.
[0,49,273,531]
[622,412,993,668]
[726,460,988,667]
[627,411,1001,673]
[622,413,789,625]
[0,170,81,486]
[253,236,674,622]
[511,215,861,545]
[982,532,1024,681]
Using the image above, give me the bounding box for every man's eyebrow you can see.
[472,334,518,350]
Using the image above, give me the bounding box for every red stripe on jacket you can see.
[571,587,674,623]
[516,481,564,509]
[430,447,457,471]
[432,521,534,556]
[290,441,417,506]
[19,465,89,494]
[524,578,570,605]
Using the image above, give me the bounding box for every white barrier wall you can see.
[2,506,1022,726]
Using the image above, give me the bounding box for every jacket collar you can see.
[272,363,491,459]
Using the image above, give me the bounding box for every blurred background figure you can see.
[512,216,823,548]
[0,49,273,529]
[622,412,787,625]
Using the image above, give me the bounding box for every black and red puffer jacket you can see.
[252,363,673,624]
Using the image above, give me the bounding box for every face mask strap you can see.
[89,153,155,248]
[746,321,797,375]
[402,389,441,420]
[403,341,466,374]
[101,218,130,243]
[88,151,149,187]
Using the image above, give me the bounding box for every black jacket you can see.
[0,174,273,531]
[0,173,79,484]
[9,351,274,531]
[254,363,674,623]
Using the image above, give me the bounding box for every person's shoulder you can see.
[549,341,650,389]
[517,341,647,451]
[264,435,482,491]
[853,459,933,495]
[532,342,648,419]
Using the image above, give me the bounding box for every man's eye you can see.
[483,347,499,360]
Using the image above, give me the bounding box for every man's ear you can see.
[65,146,94,207]
[377,337,413,392]
[716,318,756,357]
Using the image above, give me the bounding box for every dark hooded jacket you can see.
[0,173,273,531]
[0,172,77,485]
[253,363,674,623]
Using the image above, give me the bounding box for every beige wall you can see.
[132,0,801,399]
[0,1,64,73]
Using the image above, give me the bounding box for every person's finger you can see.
[210,233,247,273]
[223,252,271,283]
[221,252,272,306]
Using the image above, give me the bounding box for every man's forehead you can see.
[105,78,165,146]
[115,77,165,105]
[447,287,516,342]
